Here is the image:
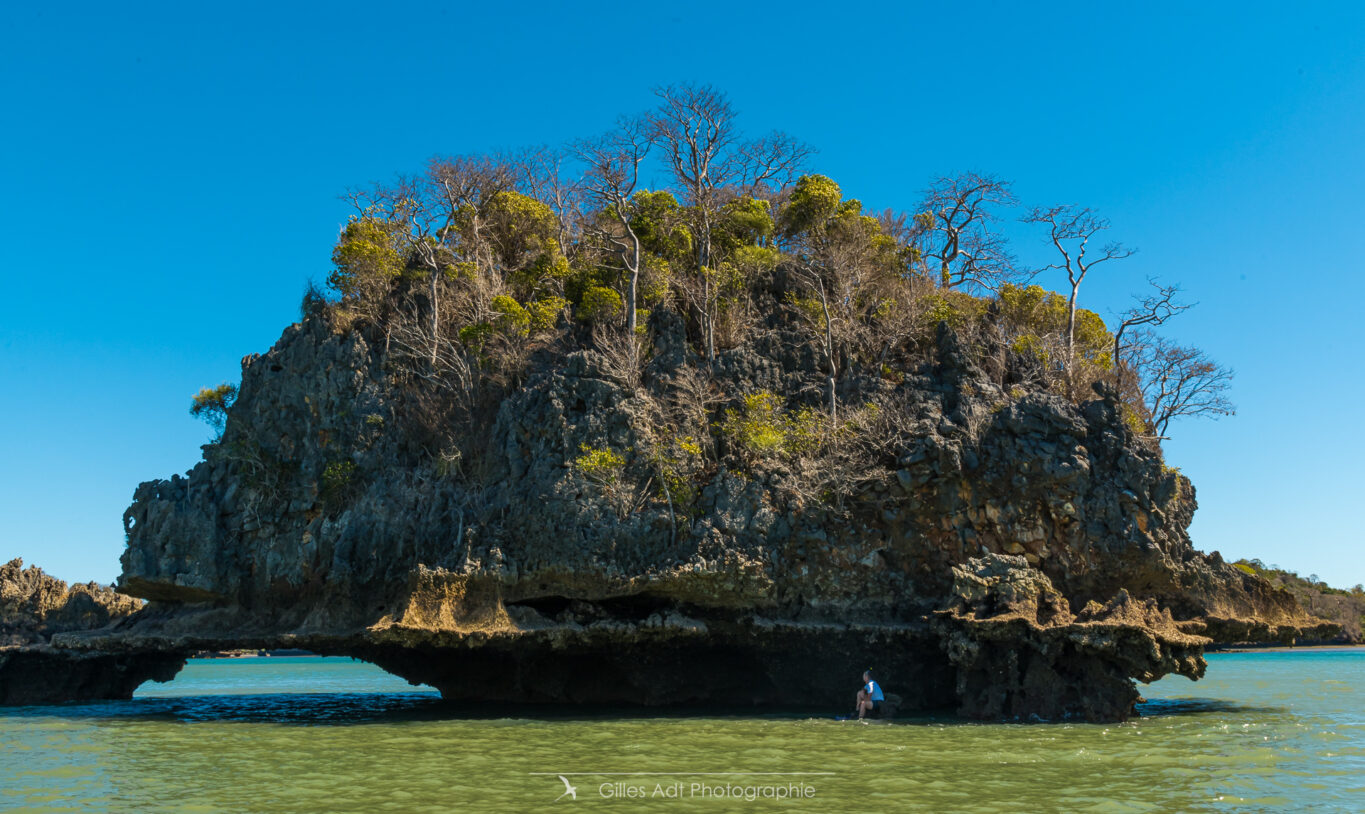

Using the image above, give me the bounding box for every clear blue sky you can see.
[2,1,1362,588]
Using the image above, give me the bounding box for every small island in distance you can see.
[3,85,1357,721]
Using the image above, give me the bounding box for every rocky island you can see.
[6,89,1339,720]
[36,308,1328,720]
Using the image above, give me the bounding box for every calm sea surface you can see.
[2,651,1362,812]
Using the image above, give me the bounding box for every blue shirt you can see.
[865,680,884,702]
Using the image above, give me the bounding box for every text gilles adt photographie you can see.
[598,780,817,801]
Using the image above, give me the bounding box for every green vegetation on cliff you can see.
[189,383,238,439]
[187,86,1234,486]
[1233,560,1365,642]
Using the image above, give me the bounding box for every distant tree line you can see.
[1236,559,1365,641]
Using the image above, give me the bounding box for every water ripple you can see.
[1,652,1362,812]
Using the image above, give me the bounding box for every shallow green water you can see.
[2,651,1362,813]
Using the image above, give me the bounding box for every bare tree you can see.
[1131,332,1235,438]
[571,116,653,336]
[919,172,1019,291]
[871,271,937,366]
[1023,205,1136,383]
[346,157,515,365]
[785,206,899,423]
[1113,279,1191,389]
[427,159,501,361]
[651,83,735,365]
[876,207,913,245]
[668,364,725,439]
[426,154,516,276]
[512,145,584,253]
[591,322,646,393]
[790,260,839,422]
[735,129,814,194]
[651,83,810,364]
[343,175,447,362]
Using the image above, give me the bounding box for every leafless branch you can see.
[1113,278,1193,389]
[571,115,654,335]
[919,172,1021,292]
[1022,204,1136,391]
[1130,331,1235,438]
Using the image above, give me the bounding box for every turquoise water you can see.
[2,651,1362,812]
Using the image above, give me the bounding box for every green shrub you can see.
[732,392,786,455]
[998,284,1063,329]
[997,283,1113,369]
[329,215,404,299]
[922,290,986,331]
[511,245,573,296]
[648,433,706,509]
[720,391,826,462]
[1010,333,1049,362]
[190,383,239,437]
[639,256,675,306]
[484,191,557,270]
[320,460,358,511]
[576,286,623,324]
[786,291,828,328]
[527,296,570,333]
[1121,403,1148,436]
[714,197,776,252]
[782,174,842,235]
[443,261,478,281]
[458,322,495,348]
[491,295,531,337]
[629,190,693,260]
[1073,309,1114,369]
[782,406,825,457]
[573,444,626,485]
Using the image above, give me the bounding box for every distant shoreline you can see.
[1207,643,1364,654]
[189,644,1365,659]
[188,644,1365,660]
[190,649,321,659]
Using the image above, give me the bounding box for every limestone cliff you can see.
[935,554,1207,720]
[50,305,1333,720]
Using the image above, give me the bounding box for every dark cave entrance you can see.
[349,625,959,714]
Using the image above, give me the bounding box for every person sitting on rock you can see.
[856,669,884,719]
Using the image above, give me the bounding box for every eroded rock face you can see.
[28,313,1335,716]
[934,554,1207,721]
[0,559,186,704]
[1,558,141,642]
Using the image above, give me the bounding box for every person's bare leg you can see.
[856,690,869,719]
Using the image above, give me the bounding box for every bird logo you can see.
[555,775,578,802]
